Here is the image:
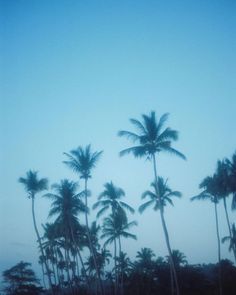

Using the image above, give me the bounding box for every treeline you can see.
[2,111,235,295]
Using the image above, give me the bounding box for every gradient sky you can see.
[1,0,236,281]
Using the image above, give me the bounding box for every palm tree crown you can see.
[118,111,186,160]
[93,181,135,219]
[44,179,86,227]
[139,177,181,213]
[19,170,48,197]
[63,144,103,180]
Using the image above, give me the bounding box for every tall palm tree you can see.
[101,212,137,295]
[44,179,88,288]
[63,145,103,294]
[191,175,222,295]
[19,170,53,292]
[139,177,181,295]
[93,182,135,219]
[118,111,185,295]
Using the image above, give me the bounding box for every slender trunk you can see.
[223,197,236,262]
[114,238,117,295]
[214,200,223,295]
[152,154,180,295]
[31,196,54,293]
[40,262,46,290]
[68,221,90,287]
[54,247,61,288]
[170,263,174,295]
[118,236,123,295]
[84,178,104,295]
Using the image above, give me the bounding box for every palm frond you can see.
[139,200,154,213]
[119,201,135,213]
[118,130,140,142]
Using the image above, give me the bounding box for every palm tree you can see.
[19,170,53,292]
[222,223,236,260]
[169,250,188,268]
[101,212,137,295]
[139,177,181,295]
[136,248,156,270]
[215,160,236,262]
[118,111,185,295]
[93,181,135,219]
[139,177,181,213]
[191,175,222,295]
[44,179,87,288]
[64,144,104,295]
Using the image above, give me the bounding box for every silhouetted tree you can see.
[118,111,186,295]
[2,261,42,295]
[191,175,223,295]
[19,171,53,291]
[64,145,104,295]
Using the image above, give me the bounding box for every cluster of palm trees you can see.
[18,111,236,295]
[191,154,236,295]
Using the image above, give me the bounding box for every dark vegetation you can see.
[2,111,236,295]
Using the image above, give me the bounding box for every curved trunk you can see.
[31,196,54,293]
[223,197,236,262]
[84,179,104,295]
[214,200,223,295]
[152,154,180,295]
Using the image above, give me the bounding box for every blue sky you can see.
[1,0,236,281]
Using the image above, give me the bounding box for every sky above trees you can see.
[1,0,235,280]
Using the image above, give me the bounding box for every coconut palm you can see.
[139,177,181,213]
[44,179,87,288]
[101,212,137,295]
[215,160,236,262]
[222,223,236,259]
[19,170,53,291]
[139,177,181,295]
[191,175,222,295]
[64,144,104,294]
[118,111,185,295]
[167,250,188,268]
[93,181,135,219]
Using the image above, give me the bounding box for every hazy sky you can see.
[1,0,236,280]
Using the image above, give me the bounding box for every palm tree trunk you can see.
[84,179,104,295]
[68,221,90,287]
[152,154,180,295]
[118,236,123,295]
[214,200,223,295]
[223,197,236,262]
[170,264,174,295]
[31,197,54,293]
[40,261,46,290]
[114,238,117,295]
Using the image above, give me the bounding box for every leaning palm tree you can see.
[63,145,103,295]
[19,171,53,292]
[93,181,135,220]
[191,175,222,295]
[118,111,186,295]
[139,177,181,295]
